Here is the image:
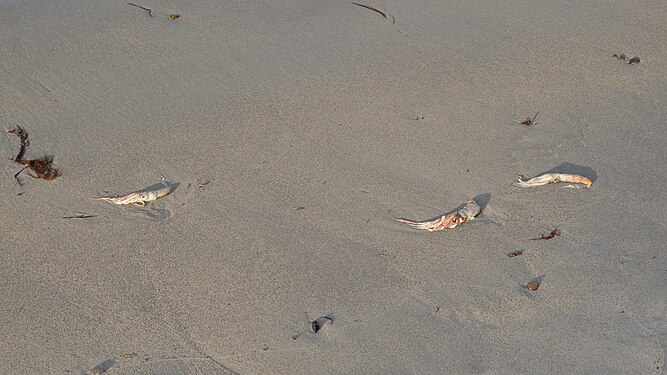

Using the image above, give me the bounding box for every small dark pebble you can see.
[627,56,640,64]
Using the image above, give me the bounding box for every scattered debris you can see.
[507,251,524,257]
[6,126,61,183]
[118,353,138,360]
[351,2,395,23]
[127,2,153,17]
[168,14,181,20]
[295,206,306,212]
[412,115,425,120]
[530,229,561,241]
[523,277,542,291]
[92,175,173,207]
[612,54,640,64]
[395,199,480,232]
[513,173,592,188]
[516,111,539,126]
[187,180,210,190]
[311,316,333,333]
[63,214,97,219]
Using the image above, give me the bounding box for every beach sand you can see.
[1,0,665,374]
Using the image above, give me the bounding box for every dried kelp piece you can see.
[507,251,524,257]
[25,158,60,179]
[513,173,592,188]
[6,126,61,181]
[523,277,542,291]
[311,316,333,333]
[93,175,173,207]
[395,199,480,232]
[530,229,561,240]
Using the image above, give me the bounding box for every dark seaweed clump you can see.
[7,126,60,183]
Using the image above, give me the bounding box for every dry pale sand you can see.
[1,0,666,374]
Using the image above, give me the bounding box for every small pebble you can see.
[524,278,541,291]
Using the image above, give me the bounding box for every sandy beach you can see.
[1,0,665,374]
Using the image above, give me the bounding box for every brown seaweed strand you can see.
[6,126,30,162]
[26,158,61,180]
[6,126,61,180]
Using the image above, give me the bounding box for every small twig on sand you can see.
[14,166,28,186]
[352,2,387,18]
[63,214,97,219]
[127,2,153,17]
[351,2,394,23]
